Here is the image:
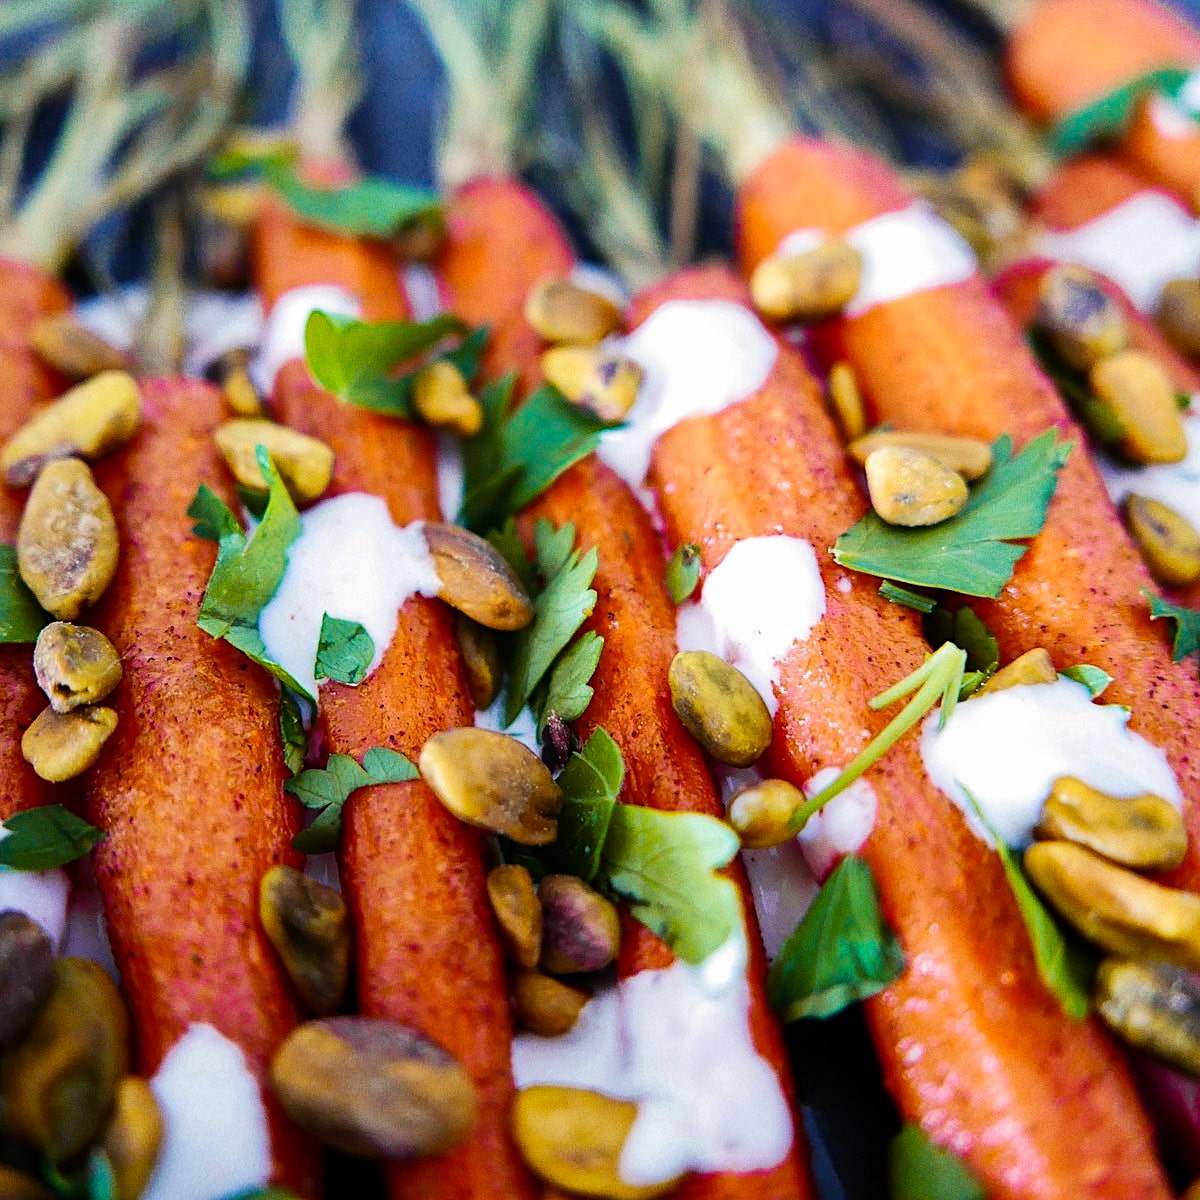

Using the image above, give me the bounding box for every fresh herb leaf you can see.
[85,1149,115,1200]
[362,746,419,783]
[206,137,295,182]
[188,484,240,542]
[487,518,537,595]
[0,545,50,642]
[314,615,374,686]
[217,1189,302,1200]
[666,544,701,604]
[833,432,1071,598]
[1060,664,1113,698]
[889,1123,985,1200]
[534,519,578,582]
[278,689,308,776]
[768,854,904,1020]
[1145,589,1200,661]
[879,581,936,613]
[0,805,104,871]
[291,804,345,856]
[547,728,624,882]
[538,630,604,731]
[443,325,489,386]
[1049,67,1192,157]
[1028,329,1125,445]
[925,605,999,675]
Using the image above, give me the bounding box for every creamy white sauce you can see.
[142,1024,271,1200]
[252,283,360,393]
[399,263,443,322]
[475,691,540,754]
[1036,192,1200,312]
[258,493,442,700]
[571,262,630,308]
[435,431,464,520]
[920,676,1181,849]
[796,767,878,881]
[1149,71,1200,138]
[675,536,826,715]
[511,937,793,1185]
[1100,409,1200,525]
[597,300,778,489]
[61,863,118,978]
[777,203,977,317]
[0,822,70,947]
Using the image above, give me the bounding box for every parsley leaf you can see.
[487,517,537,595]
[314,615,374,686]
[188,484,241,542]
[879,581,936,613]
[1028,329,1125,445]
[1060,664,1113,698]
[1049,67,1192,157]
[0,805,104,871]
[925,605,999,675]
[832,432,1072,598]
[547,728,624,881]
[768,854,904,1020]
[666,544,701,604]
[1145,589,1200,661]
[889,1124,984,1200]
[538,630,604,732]
[0,545,50,642]
[278,689,308,776]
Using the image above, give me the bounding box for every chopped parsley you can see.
[1145,589,1200,662]
[0,544,50,642]
[889,1124,985,1200]
[1049,67,1192,158]
[314,615,374,686]
[879,581,936,613]
[1060,663,1113,699]
[0,805,104,871]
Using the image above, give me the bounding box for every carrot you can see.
[633,261,1171,1200]
[254,203,535,1200]
[438,178,813,1200]
[1029,153,1182,235]
[85,376,317,1194]
[736,137,1200,899]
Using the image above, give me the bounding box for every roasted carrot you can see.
[634,262,1171,1200]
[1030,153,1177,232]
[85,376,317,1194]
[254,201,535,1200]
[736,137,1200,898]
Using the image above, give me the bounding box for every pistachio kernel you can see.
[525,278,624,346]
[455,614,502,710]
[423,522,534,631]
[1036,264,1128,370]
[486,864,542,970]
[1034,776,1186,872]
[1095,958,1200,1077]
[214,419,334,505]
[0,912,55,1047]
[101,1077,164,1200]
[419,728,563,845]
[218,353,265,417]
[1125,494,1200,587]
[29,315,128,380]
[260,865,351,1017]
[539,875,621,975]
[17,458,119,620]
[978,647,1057,694]
[1158,278,1200,358]
[1025,840,1200,970]
[865,446,969,527]
[826,361,867,442]
[0,957,130,1161]
[749,242,863,323]
[1090,350,1187,465]
[33,622,123,713]
[412,361,483,437]
[513,970,590,1037]
[669,650,774,768]
[270,1016,477,1159]
[2,371,142,487]
[511,1086,678,1199]
[21,704,118,783]
[540,346,643,424]
[728,778,806,849]
[848,429,993,481]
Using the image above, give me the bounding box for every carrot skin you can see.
[1031,152,1181,229]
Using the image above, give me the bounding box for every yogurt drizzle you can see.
[1099,409,1200,527]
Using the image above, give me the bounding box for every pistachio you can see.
[1025,841,1200,970]
[849,429,993,481]
[424,522,534,631]
[749,242,863,323]
[259,865,351,1017]
[511,1086,677,1199]
[101,1076,163,1200]
[21,704,118,782]
[1095,958,1200,1076]
[214,419,334,505]
[419,727,563,844]
[29,315,128,380]
[412,361,483,437]
[0,911,55,1046]
[270,1016,477,1158]
[1034,777,1186,871]
[1158,278,1200,357]
[0,1165,53,1200]
[1187,1182,1200,1200]
[728,778,806,849]
[539,874,621,975]
[1090,350,1187,465]
[455,614,502,709]
[486,864,542,969]
[978,647,1057,694]
[17,458,118,619]
[865,446,969,527]
[2,371,142,486]
[33,622,122,713]
[209,349,265,418]
[525,279,624,346]
[1125,494,1200,586]
[540,346,643,424]
[0,957,129,1161]
[826,361,866,442]
[198,180,266,227]
[1036,264,1128,370]
[669,650,773,767]
[513,970,590,1037]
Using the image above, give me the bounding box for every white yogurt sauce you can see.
[920,676,1181,849]
[0,822,70,947]
[252,283,360,393]
[435,431,465,520]
[1036,191,1200,312]
[796,767,878,882]
[475,690,540,753]
[1100,408,1200,525]
[675,535,826,715]
[511,936,793,1185]
[1149,71,1200,138]
[597,300,778,489]
[257,493,442,700]
[399,263,443,322]
[777,203,977,317]
[142,1024,271,1200]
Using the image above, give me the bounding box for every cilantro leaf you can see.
[0,545,50,642]
[1145,589,1200,661]
[314,615,374,686]
[1049,67,1192,157]
[925,605,999,675]
[879,581,936,613]
[362,746,419,783]
[86,1149,115,1200]
[1028,329,1125,445]
[187,485,240,542]
[0,805,104,871]
[768,854,904,1020]
[1060,664,1113,698]
[538,630,603,731]
[834,432,1071,598]
[487,518,537,595]
[547,728,624,881]
[666,544,701,604]
[889,1124,985,1200]
[278,689,308,776]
